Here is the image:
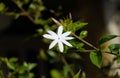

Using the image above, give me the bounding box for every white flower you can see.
[43,26,74,52]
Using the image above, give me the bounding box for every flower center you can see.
[58,36,61,40]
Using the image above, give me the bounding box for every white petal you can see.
[43,34,55,39]
[57,26,63,36]
[61,39,72,47]
[58,41,64,52]
[62,31,71,37]
[49,39,58,49]
[47,30,57,37]
[64,37,74,40]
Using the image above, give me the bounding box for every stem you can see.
[72,32,99,51]
[0,71,5,78]
[59,53,75,77]
[12,0,34,23]
[76,50,97,52]
[34,5,41,21]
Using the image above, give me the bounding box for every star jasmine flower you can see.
[43,26,74,52]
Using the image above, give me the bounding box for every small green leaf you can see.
[29,72,35,77]
[79,30,88,39]
[39,49,47,60]
[1,57,7,62]
[63,66,70,77]
[6,62,16,70]
[67,53,81,59]
[97,35,118,45]
[60,19,87,32]
[50,69,63,78]
[29,3,36,11]
[0,3,6,11]
[81,71,86,78]
[90,51,102,68]
[109,44,120,55]
[117,57,120,63]
[15,14,20,19]
[9,57,18,63]
[48,51,57,58]
[39,6,46,11]
[1,58,16,70]
[28,63,37,70]
[69,21,88,32]
[73,70,80,78]
[72,42,85,52]
[73,22,88,31]
[109,44,120,51]
[16,0,23,7]
[37,29,43,34]
[19,65,28,74]
[24,0,30,4]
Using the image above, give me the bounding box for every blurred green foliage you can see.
[0,57,36,78]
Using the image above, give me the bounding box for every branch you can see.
[12,0,34,23]
[59,53,75,77]
[72,32,99,51]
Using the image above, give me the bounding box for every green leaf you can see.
[74,70,86,78]
[1,58,17,70]
[16,0,23,7]
[0,3,6,12]
[97,35,118,45]
[72,22,88,31]
[19,65,28,74]
[28,72,35,78]
[37,29,43,34]
[60,19,87,32]
[6,62,16,70]
[63,66,70,77]
[24,0,30,4]
[79,30,88,39]
[109,44,120,51]
[29,3,36,11]
[73,70,80,78]
[39,49,47,60]
[48,51,57,58]
[81,71,86,78]
[15,14,20,19]
[50,69,63,78]
[39,6,46,11]
[9,57,18,63]
[108,44,120,55]
[1,57,7,62]
[90,51,102,68]
[117,57,120,63]
[34,19,52,25]
[72,42,85,52]
[28,63,37,70]
[67,53,81,59]
[68,21,88,32]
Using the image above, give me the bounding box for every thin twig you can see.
[59,53,75,77]
[12,0,34,23]
[72,32,99,51]
[76,50,97,52]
